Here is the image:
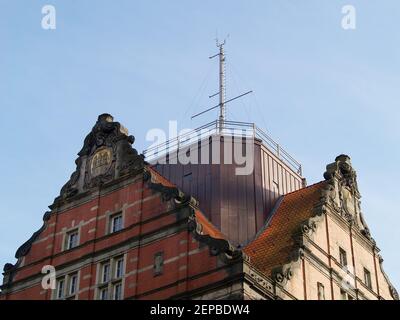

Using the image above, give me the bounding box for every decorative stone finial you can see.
[97,113,114,122]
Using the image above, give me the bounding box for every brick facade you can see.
[0,115,397,300]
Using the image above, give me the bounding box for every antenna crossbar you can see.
[191,90,253,119]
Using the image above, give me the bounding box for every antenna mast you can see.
[217,39,226,131]
[191,38,253,132]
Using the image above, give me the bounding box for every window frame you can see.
[109,212,123,234]
[364,267,372,289]
[97,255,125,300]
[99,287,109,300]
[101,262,111,283]
[65,229,79,250]
[56,278,65,299]
[113,282,123,300]
[68,273,78,296]
[54,272,79,300]
[115,258,124,279]
[339,247,348,267]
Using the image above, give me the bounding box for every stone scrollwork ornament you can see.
[53,114,145,206]
[323,154,371,239]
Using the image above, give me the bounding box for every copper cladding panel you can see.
[152,138,303,245]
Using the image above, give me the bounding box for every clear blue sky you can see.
[1,0,399,291]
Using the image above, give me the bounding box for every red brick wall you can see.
[2,176,231,300]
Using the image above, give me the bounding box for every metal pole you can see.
[218,43,226,133]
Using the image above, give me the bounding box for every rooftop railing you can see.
[142,120,302,176]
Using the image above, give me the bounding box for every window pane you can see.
[102,264,110,283]
[57,279,65,299]
[69,275,77,295]
[364,268,372,288]
[68,232,78,249]
[100,288,108,300]
[114,283,122,300]
[115,259,124,278]
[339,248,347,266]
[112,215,123,233]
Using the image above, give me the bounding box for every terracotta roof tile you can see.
[194,209,226,240]
[148,166,176,187]
[243,181,327,277]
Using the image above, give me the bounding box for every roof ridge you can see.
[282,180,326,197]
[241,196,284,248]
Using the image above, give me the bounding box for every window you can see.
[100,287,108,300]
[56,279,65,299]
[113,283,122,300]
[66,230,79,250]
[54,272,79,300]
[364,268,372,289]
[339,247,347,267]
[69,274,78,295]
[102,263,110,283]
[317,282,325,300]
[115,258,124,279]
[97,256,125,300]
[154,252,164,276]
[110,213,123,233]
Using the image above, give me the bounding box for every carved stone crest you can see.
[52,114,145,206]
[90,147,112,177]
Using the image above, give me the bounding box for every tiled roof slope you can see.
[244,181,326,277]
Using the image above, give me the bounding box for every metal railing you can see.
[142,120,302,176]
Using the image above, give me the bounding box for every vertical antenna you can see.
[191,38,252,128]
[217,39,226,132]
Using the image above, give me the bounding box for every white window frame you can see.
[97,255,125,300]
[115,258,124,279]
[65,229,79,250]
[68,273,78,296]
[56,278,65,299]
[109,212,123,234]
[113,282,122,300]
[101,263,110,283]
[99,287,109,300]
[54,272,79,300]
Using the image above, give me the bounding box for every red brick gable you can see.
[1,163,241,300]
